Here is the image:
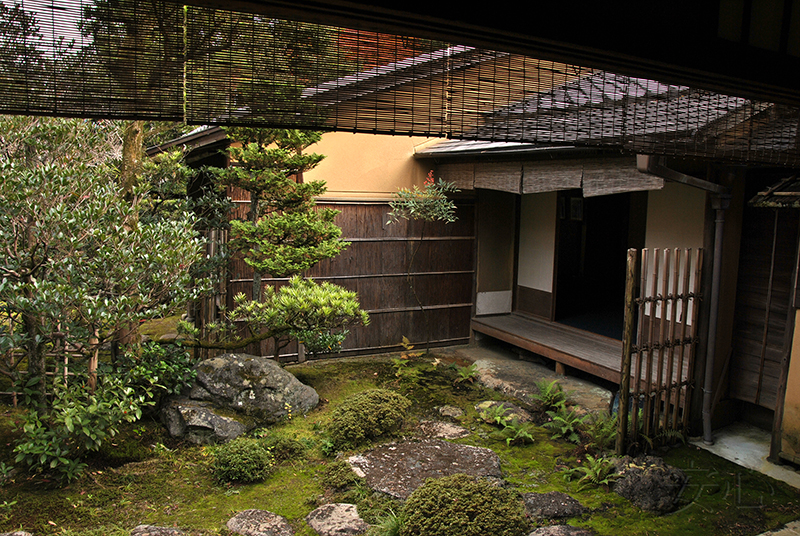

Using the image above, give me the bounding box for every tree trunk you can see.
[88,329,100,394]
[250,195,262,302]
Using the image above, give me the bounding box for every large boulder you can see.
[161,353,318,443]
[613,455,687,514]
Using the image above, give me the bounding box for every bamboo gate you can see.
[616,248,704,454]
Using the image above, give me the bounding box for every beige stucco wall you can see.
[304,132,441,200]
[645,181,707,250]
[782,310,800,458]
[517,192,557,292]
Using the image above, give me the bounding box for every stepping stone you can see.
[306,503,370,535]
[436,405,464,418]
[347,438,502,499]
[227,509,294,536]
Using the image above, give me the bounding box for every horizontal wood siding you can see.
[730,208,799,409]
[225,199,475,360]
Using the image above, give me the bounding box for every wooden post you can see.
[617,248,639,455]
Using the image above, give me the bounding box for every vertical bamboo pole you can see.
[683,248,704,431]
[654,250,671,437]
[672,248,691,430]
[631,248,649,443]
[663,249,679,431]
[643,249,661,438]
[617,248,639,456]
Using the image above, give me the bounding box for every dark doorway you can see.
[555,190,642,339]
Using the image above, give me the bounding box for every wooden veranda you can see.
[471,314,623,383]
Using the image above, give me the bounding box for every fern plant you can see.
[582,412,618,454]
[501,418,536,446]
[479,403,510,426]
[544,408,587,444]
[531,379,568,412]
[564,454,619,490]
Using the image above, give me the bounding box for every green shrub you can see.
[253,431,307,463]
[210,437,275,483]
[327,389,412,449]
[322,460,363,490]
[400,474,529,536]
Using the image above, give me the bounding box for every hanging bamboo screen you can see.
[2,0,800,166]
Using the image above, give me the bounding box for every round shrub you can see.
[211,437,275,483]
[253,431,307,463]
[327,389,412,449]
[400,474,529,536]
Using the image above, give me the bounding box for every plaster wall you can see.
[305,132,441,200]
[643,181,707,322]
[517,192,557,292]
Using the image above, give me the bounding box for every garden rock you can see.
[476,400,533,423]
[347,438,503,499]
[227,509,294,536]
[528,526,595,536]
[436,405,464,419]
[613,455,687,514]
[194,354,319,421]
[522,491,589,519]
[162,354,319,443]
[0,532,33,536]
[417,420,470,439]
[130,526,187,536]
[161,398,253,444]
[305,503,370,535]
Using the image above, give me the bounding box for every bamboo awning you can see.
[749,175,800,208]
[2,0,799,167]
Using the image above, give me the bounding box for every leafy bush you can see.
[122,342,197,407]
[327,389,411,449]
[13,375,154,482]
[210,437,275,483]
[400,474,529,536]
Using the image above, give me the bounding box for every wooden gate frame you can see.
[616,248,704,454]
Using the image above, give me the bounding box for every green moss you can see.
[3,358,800,536]
[401,474,529,536]
[327,389,412,449]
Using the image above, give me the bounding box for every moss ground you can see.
[1,354,799,535]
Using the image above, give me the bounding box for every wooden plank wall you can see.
[730,208,799,409]
[222,199,476,361]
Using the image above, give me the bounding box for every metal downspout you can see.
[703,194,731,444]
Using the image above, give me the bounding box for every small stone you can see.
[528,526,594,536]
[522,491,589,519]
[130,526,187,536]
[305,503,370,535]
[417,420,470,439]
[0,532,34,536]
[475,400,533,423]
[613,456,687,514]
[227,509,294,536]
[437,405,464,418]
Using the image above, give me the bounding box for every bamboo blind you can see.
[2,0,800,166]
